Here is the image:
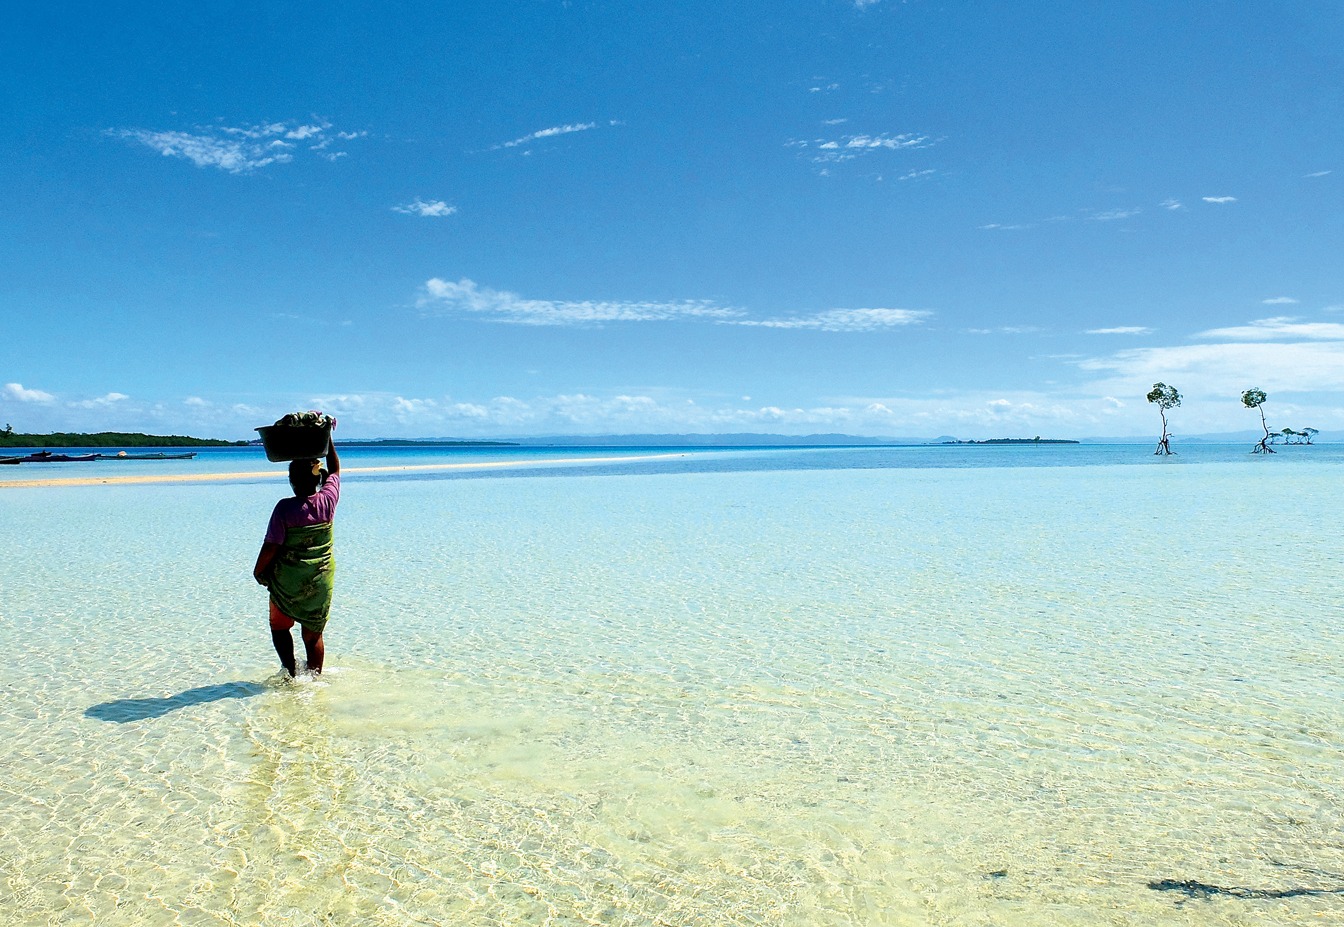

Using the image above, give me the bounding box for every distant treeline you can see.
[339,438,519,447]
[942,438,1080,445]
[0,429,245,448]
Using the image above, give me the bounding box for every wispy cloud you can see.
[981,203,1145,230]
[1304,170,1332,178]
[496,122,600,150]
[417,278,744,326]
[71,392,129,409]
[854,0,882,8]
[1202,195,1237,204]
[824,133,932,151]
[416,279,931,332]
[1089,208,1141,222]
[110,119,363,173]
[1079,341,1344,396]
[791,132,935,164]
[899,169,937,181]
[726,307,931,331]
[1262,296,1298,305]
[1087,326,1152,335]
[1160,198,1184,210]
[3,382,54,403]
[393,198,458,217]
[965,326,1042,335]
[1197,316,1344,341]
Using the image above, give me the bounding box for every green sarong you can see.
[268,522,335,634]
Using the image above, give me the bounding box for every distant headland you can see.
[940,437,1080,445]
[0,429,246,449]
[304,438,519,447]
[1,427,519,449]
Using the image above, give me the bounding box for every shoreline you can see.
[0,453,686,489]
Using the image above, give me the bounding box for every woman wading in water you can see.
[253,438,340,676]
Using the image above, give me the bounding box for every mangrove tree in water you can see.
[1146,382,1181,455]
[1241,388,1274,453]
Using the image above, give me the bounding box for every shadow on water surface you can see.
[1149,877,1344,902]
[85,681,266,723]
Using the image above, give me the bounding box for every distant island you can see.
[324,439,519,447]
[941,437,1080,445]
[0,429,246,449]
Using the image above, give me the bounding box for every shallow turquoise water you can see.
[2,446,1342,925]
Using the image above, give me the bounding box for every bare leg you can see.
[271,628,297,677]
[301,628,325,675]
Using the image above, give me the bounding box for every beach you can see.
[2,445,1341,925]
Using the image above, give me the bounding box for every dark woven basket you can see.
[255,423,331,463]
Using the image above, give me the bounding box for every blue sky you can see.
[3,1,1341,440]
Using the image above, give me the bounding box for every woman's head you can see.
[288,458,322,497]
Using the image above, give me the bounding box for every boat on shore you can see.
[19,451,100,462]
[0,450,199,464]
[97,452,198,460]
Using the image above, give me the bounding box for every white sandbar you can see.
[0,453,685,489]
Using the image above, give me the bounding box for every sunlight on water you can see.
[2,449,1342,925]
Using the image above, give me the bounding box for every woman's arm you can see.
[326,436,340,476]
[254,541,280,586]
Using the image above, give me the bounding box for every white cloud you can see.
[1087,326,1152,335]
[727,307,930,331]
[899,169,937,181]
[438,284,924,334]
[1197,317,1344,341]
[1089,208,1140,221]
[284,124,326,141]
[1304,170,1332,178]
[842,133,930,150]
[795,132,934,164]
[979,223,1032,231]
[497,122,598,149]
[1068,320,1344,428]
[113,129,291,172]
[1261,296,1298,305]
[1079,341,1344,395]
[23,379,1320,441]
[71,392,129,409]
[965,326,1042,335]
[3,382,54,402]
[393,199,458,217]
[417,278,744,326]
[1202,195,1237,204]
[1160,198,1184,210]
[392,397,437,419]
[111,119,361,173]
[855,0,881,8]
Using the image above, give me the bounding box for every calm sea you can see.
[2,444,1341,925]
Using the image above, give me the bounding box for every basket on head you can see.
[255,422,331,463]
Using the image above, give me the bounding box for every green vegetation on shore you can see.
[0,426,245,448]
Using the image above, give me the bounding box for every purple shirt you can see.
[265,473,340,544]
